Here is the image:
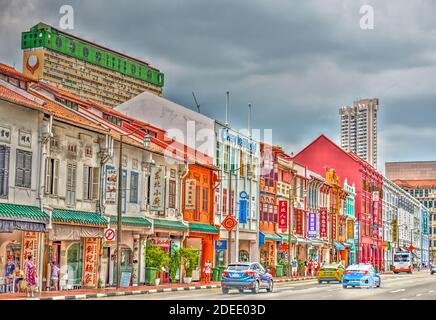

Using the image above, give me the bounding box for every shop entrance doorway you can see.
[66,242,83,288]
[113,247,133,285]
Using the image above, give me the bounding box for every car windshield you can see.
[394,255,409,262]
[347,265,370,273]
[227,264,250,271]
[323,264,339,270]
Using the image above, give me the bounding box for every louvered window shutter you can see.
[92,167,99,200]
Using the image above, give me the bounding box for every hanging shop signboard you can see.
[22,232,39,269]
[332,214,337,240]
[185,179,196,210]
[320,208,328,238]
[347,220,354,239]
[105,166,117,204]
[215,240,227,250]
[221,214,238,233]
[278,200,288,230]
[149,237,171,248]
[296,209,303,236]
[150,166,165,211]
[83,237,99,288]
[307,212,317,238]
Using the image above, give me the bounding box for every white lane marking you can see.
[416,293,423,297]
[429,290,434,293]
[322,295,332,298]
[401,298,407,300]
[390,289,405,293]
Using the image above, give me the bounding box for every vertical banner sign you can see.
[354,221,359,244]
[372,200,379,237]
[296,209,303,236]
[347,220,354,239]
[239,199,248,224]
[332,214,337,240]
[83,238,99,288]
[278,200,288,230]
[320,208,328,238]
[239,191,248,224]
[392,219,398,242]
[150,166,165,211]
[308,212,317,238]
[105,166,117,204]
[185,179,196,210]
[22,232,39,269]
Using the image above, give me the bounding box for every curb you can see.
[23,284,222,300]
[21,277,317,300]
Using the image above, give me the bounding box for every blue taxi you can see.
[342,263,381,289]
[221,262,273,294]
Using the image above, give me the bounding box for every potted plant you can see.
[144,243,170,285]
[180,248,199,284]
[169,249,180,283]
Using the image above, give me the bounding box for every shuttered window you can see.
[45,158,59,195]
[83,166,100,200]
[129,172,139,203]
[168,180,176,209]
[66,163,77,207]
[202,187,209,212]
[15,149,32,188]
[0,146,10,198]
[194,185,201,221]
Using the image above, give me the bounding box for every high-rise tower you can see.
[340,98,379,168]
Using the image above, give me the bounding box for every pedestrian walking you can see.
[5,257,16,293]
[292,258,297,277]
[24,255,37,297]
[203,260,212,283]
[50,261,60,291]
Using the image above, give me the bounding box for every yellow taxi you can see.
[317,263,346,283]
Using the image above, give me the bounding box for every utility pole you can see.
[228,165,232,265]
[287,162,294,278]
[116,135,123,289]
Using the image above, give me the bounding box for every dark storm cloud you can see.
[1,0,436,170]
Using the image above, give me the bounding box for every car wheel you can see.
[352,286,356,288]
[318,280,322,284]
[251,281,260,294]
[222,288,229,294]
[376,280,381,288]
[238,289,244,294]
[343,285,347,289]
[267,281,274,293]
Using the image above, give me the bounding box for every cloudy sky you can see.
[1,0,436,172]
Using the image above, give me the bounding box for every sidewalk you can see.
[0,276,317,300]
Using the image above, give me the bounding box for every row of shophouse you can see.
[0,63,430,292]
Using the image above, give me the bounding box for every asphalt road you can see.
[93,271,436,300]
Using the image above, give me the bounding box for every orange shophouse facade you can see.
[182,163,220,282]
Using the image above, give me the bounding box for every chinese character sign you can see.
[347,219,354,239]
[332,214,337,240]
[105,167,117,204]
[307,212,317,238]
[83,238,99,288]
[150,166,165,211]
[320,208,328,238]
[22,232,39,269]
[185,179,196,210]
[296,209,303,236]
[278,200,288,229]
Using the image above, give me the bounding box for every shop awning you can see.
[264,233,282,242]
[0,203,49,223]
[153,218,188,231]
[310,239,324,246]
[109,215,152,228]
[0,203,49,232]
[189,223,219,234]
[333,242,345,250]
[296,236,307,244]
[279,234,298,243]
[52,209,108,227]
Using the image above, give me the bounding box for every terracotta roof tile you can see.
[0,63,36,82]
[0,84,45,110]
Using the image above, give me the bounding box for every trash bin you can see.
[275,265,284,277]
[212,268,221,281]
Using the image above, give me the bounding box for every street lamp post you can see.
[116,131,151,289]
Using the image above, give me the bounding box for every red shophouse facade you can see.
[293,135,383,268]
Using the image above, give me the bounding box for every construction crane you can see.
[192,91,201,113]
